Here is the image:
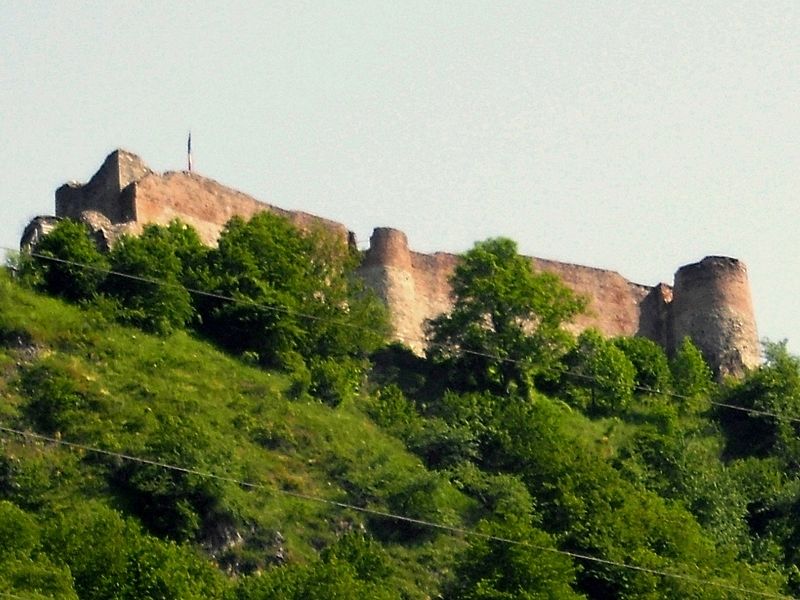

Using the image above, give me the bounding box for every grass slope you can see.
[0,272,468,598]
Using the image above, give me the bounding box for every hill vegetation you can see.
[3,216,800,598]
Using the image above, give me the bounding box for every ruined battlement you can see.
[358,227,760,377]
[53,149,350,247]
[672,256,760,377]
[26,150,761,376]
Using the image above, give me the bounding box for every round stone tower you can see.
[361,227,413,270]
[671,256,760,378]
[358,228,422,350]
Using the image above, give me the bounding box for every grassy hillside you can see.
[3,238,799,599]
[0,271,471,598]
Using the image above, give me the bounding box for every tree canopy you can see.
[199,213,389,367]
[426,237,585,394]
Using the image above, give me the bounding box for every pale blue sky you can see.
[2,2,799,351]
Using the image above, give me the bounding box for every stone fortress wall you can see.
[55,150,350,247]
[29,149,761,377]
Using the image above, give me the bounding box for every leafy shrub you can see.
[670,337,714,409]
[319,532,393,583]
[19,363,109,436]
[104,225,197,334]
[407,417,481,469]
[308,357,365,407]
[380,471,461,540]
[369,343,436,398]
[613,336,672,392]
[0,500,39,560]
[234,533,397,600]
[108,416,233,542]
[42,501,225,600]
[0,501,77,599]
[0,449,79,510]
[718,341,800,463]
[362,384,422,436]
[562,330,636,415]
[18,219,108,302]
[200,213,388,366]
[282,350,312,399]
[445,518,582,600]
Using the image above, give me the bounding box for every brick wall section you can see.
[530,258,652,338]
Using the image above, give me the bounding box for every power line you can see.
[15,249,347,328]
[0,423,791,599]
[6,246,798,426]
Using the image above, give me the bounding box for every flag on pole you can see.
[187,132,193,172]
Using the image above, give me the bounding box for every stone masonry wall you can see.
[46,149,761,375]
[56,150,147,224]
[55,150,349,246]
[131,171,349,245]
[672,257,760,377]
[359,228,663,354]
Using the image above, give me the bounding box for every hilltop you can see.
[0,270,463,598]
[3,217,800,597]
[23,149,760,376]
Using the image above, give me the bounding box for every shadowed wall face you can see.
[55,150,146,224]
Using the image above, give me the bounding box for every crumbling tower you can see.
[671,256,760,378]
[56,150,151,223]
[358,228,423,351]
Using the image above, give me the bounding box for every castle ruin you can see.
[23,149,761,377]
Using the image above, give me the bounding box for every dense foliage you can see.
[5,219,800,598]
[19,216,390,390]
[426,237,585,395]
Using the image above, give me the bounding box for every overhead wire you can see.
[0,423,792,599]
[4,246,797,426]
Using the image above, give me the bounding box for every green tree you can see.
[563,329,636,416]
[18,219,108,302]
[42,501,225,600]
[200,213,314,364]
[718,340,800,463]
[426,238,585,395]
[104,223,201,334]
[107,415,232,542]
[444,467,583,599]
[201,214,388,366]
[481,395,786,599]
[613,337,672,392]
[0,501,78,599]
[301,226,390,359]
[446,520,584,600]
[670,337,714,413]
